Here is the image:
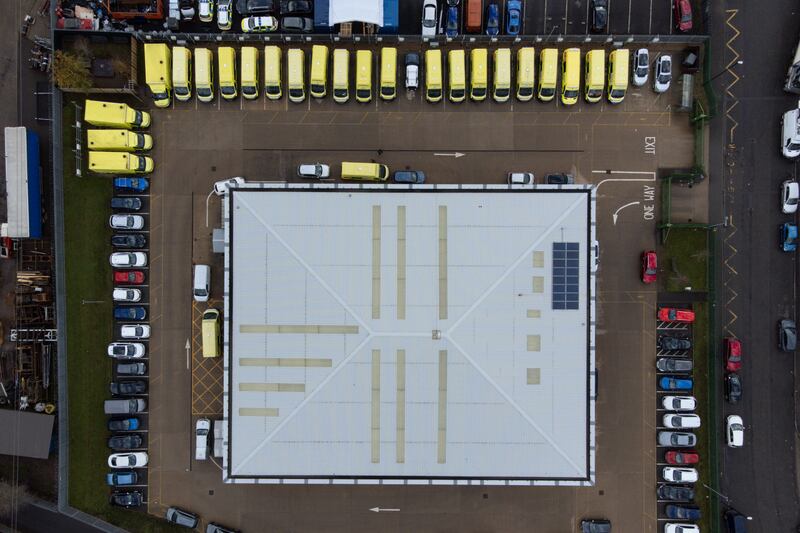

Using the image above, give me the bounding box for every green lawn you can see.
[660,229,709,292]
[690,302,712,532]
[63,101,181,532]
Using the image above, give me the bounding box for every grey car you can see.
[779,318,796,351]
[116,362,147,376]
[657,358,693,373]
[166,507,199,528]
[658,431,696,447]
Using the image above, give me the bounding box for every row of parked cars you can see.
[183,0,314,33]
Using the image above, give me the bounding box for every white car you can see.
[110,252,147,268]
[591,240,600,273]
[297,163,330,179]
[241,16,278,33]
[662,466,698,483]
[508,172,534,185]
[198,0,213,22]
[662,395,697,411]
[109,214,144,230]
[421,0,438,36]
[663,413,701,429]
[216,0,231,30]
[195,418,211,460]
[782,179,800,213]
[632,48,649,87]
[108,452,149,469]
[727,414,744,447]
[121,324,151,339]
[664,525,700,533]
[653,55,672,93]
[213,177,245,195]
[107,342,146,359]
[405,53,420,90]
[113,288,142,302]
[782,103,800,158]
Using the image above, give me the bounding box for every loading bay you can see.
[142,41,697,532]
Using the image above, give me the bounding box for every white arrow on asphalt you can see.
[185,338,191,370]
[369,507,400,513]
[433,152,465,158]
[612,201,641,225]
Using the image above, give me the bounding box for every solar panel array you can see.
[552,242,580,310]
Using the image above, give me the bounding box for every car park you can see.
[116,361,147,376]
[544,173,575,184]
[213,177,245,195]
[726,415,744,447]
[108,434,144,450]
[782,179,800,213]
[107,342,146,359]
[106,471,138,486]
[725,372,742,403]
[505,1,521,35]
[780,222,798,252]
[779,318,797,351]
[166,507,200,528]
[280,0,311,14]
[579,519,611,533]
[280,16,313,32]
[662,467,698,483]
[654,55,672,93]
[665,451,699,465]
[659,377,693,391]
[113,177,149,192]
[242,16,278,32]
[421,0,437,36]
[658,431,697,447]
[508,172,534,185]
[663,414,701,429]
[664,523,699,533]
[394,171,426,184]
[665,504,701,520]
[108,452,149,468]
[120,324,151,339]
[216,0,232,30]
[111,197,142,211]
[297,164,330,179]
[632,49,649,86]
[658,307,695,323]
[662,395,696,411]
[405,53,420,90]
[198,0,214,22]
[485,3,499,35]
[657,484,694,501]
[641,250,657,283]
[110,380,148,396]
[196,418,211,460]
[110,252,147,268]
[659,335,692,351]
[113,288,142,302]
[673,0,693,32]
[114,270,145,284]
[445,6,459,37]
[109,214,144,231]
[724,337,742,371]
[111,234,146,249]
[108,417,140,431]
[657,358,693,373]
[110,491,143,508]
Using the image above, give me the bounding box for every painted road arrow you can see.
[369,507,400,513]
[612,201,641,225]
[433,152,465,158]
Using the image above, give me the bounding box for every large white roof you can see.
[223,184,596,484]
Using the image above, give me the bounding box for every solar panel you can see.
[552,242,579,310]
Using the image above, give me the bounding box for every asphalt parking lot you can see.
[141,41,696,532]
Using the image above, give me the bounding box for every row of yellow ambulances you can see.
[83,100,155,175]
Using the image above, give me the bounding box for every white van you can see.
[195,418,210,460]
[193,265,210,302]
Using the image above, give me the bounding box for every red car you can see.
[725,337,742,372]
[658,307,695,323]
[642,251,657,284]
[673,0,692,32]
[114,270,145,285]
[666,450,699,465]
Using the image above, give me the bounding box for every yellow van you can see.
[356,50,373,103]
[172,46,192,102]
[380,47,397,101]
[493,48,511,102]
[287,48,306,103]
[470,48,488,101]
[607,48,630,104]
[332,49,350,103]
[516,47,535,101]
[195,48,215,103]
[584,49,605,103]
[264,45,282,100]
[425,49,443,103]
[218,47,237,100]
[561,48,580,105]
[201,308,221,358]
[538,48,557,102]
[240,46,259,100]
[87,130,153,151]
[310,44,329,98]
[144,43,171,108]
[88,151,154,174]
[341,162,389,181]
[448,49,466,103]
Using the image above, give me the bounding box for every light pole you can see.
[709,60,744,84]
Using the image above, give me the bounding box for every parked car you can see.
[111,197,142,211]
[213,177,245,195]
[113,288,142,302]
[206,523,241,533]
[110,491,143,508]
[673,0,693,32]
[109,214,144,231]
[779,318,797,351]
[508,172,534,185]
[780,222,798,252]
[544,173,575,184]
[505,0,521,35]
[664,524,699,533]
[662,467,698,483]
[198,0,214,22]
[725,372,742,403]
[280,0,311,14]
[114,177,149,192]
[280,16,313,32]
[421,0,437,36]
[110,380,147,396]
[445,6,459,37]
[196,418,211,460]
[659,377,693,391]
[654,54,672,93]
[665,451,699,465]
[111,234,146,249]
[641,250,657,283]
[662,395,696,411]
[663,414,701,429]
[394,171,426,184]
[179,0,196,19]
[726,415,744,447]
[579,519,611,533]
[120,325,151,339]
[724,337,742,371]
[108,417,140,431]
[658,307,695,323]
[237,0,276,14]
[657,484,694,501]
[724,511,749,533]
[242,15,278,32]
[405,52,420,90]
[589,0,608,32]
[110,252,147,268]
[106,471,138,486]
[108,434,143,450]
[114,270,145,284]
[116,362,147,376]
[665,504,701,520]
[107,342,146,359]
[658,431,696,447]
[114,306,147,321]
[217,0,232,30]
[485,2,499,35]
[166,507,199,528]
[632,48,649,86]
[297,164,330,179]
[108,452,148,468]
[657,358,693,373]
[782,179,800,213]
[659,335,692,351]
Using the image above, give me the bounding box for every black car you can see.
[659,335,692,351]
[724,510,748,533]
[580,519,611,533]
[111,197,142,211]
[108,434,144,450]
[237,0,276,14]
[280,16,313,32]
[110,491,143,508]
[590,0,608,32]
[111,234,147,249]
[544,173,575,184]
[108,417,140,431]
[110,380,147,396]
[725,372,742,403]
[657,484,694,501]
[656,357,693,373]
[280,0,311,14]
[779,318,796,351]
[665,504,701,520]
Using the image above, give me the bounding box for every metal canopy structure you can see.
[222,184,596,485]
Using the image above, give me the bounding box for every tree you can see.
[51,50,92,92]
[0,480,32,518]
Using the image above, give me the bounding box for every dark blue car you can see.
[108,417,140,431]
[445,6,459,37]
[114,177,149,192]
[505,0,521,35]
[665,504,701,520]
[485,3,499,35]
[659,376,693,391]
[111,197,142,211]
[107,471,139,487]
[114,306,147,321]
[781,222,797,252]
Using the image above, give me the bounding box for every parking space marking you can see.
[191,299,223,417]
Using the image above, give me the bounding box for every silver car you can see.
[657,431,696,447]
[632,48,649,87]
[166,507,199,528]
[654,55,672,93]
